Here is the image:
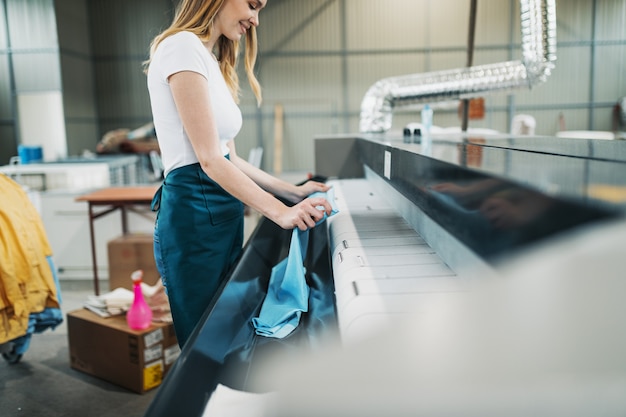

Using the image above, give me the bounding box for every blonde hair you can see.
[144,0,262,105]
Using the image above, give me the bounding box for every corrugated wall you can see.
[0,0,624,171]
[88,0,173,134]
[0,0,62,161]
[250,0,626,172]
[56,0,98,156]
[0,0,14,161]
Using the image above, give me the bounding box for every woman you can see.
[145,0,332,347]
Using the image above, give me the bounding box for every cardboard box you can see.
[108,233,160,290]
[67,308,179,394]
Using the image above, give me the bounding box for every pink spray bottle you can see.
[126,269,153,330]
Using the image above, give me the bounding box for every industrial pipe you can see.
[359,0,557,133]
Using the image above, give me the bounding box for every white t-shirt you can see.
[147,31,242,177]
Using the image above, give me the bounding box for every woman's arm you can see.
[226,140,329,204]
[169,70,331,230]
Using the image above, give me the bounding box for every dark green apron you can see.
[152,161,243,347]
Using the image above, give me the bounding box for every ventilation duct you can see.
[359,0,557,133]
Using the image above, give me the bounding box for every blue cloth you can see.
[252,188,338,339]
[309,188,339,224]
[13,308,64,355]
[251,227,309,338]
[12,257,63,356]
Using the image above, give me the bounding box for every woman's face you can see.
[214,0,266,41]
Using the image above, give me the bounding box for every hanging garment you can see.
[8,256,63,358]
[0,175,61,346]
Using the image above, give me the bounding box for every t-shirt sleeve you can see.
[157,31,209,82]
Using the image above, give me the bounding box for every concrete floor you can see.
[0,280,158,417]
[0,210,263,417]
[0,172,307,417]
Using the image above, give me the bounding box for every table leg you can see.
[88,203,100,295]
[121,205,128,234]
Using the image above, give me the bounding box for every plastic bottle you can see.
[126,270,153,330]
[403,127,412,143]
[421,104,433,137]
[421,104,433,155]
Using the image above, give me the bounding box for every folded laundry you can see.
[252,188,338,339]
[83,281,171,320]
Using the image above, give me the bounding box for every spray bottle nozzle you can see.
[131,269,143,283]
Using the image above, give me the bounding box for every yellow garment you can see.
[0,175,59,344]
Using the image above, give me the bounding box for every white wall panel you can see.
[7,0,58,48]
[592,106,617,132]
[259,0,342,52]
[255,55,343,171]
[472,48,511,67]
[345,0,430,50]
[595,0,626,40]
[282,116,339,172]
[346,54,430,111]
[475,0,515,46]
[17,91,67,161]
[555,0,593,42]
[538,108,590,135]
[261,56,343,103]
[429,0,473,48]
[517,46,592,106]
[594,45,626,103]
[428,50,468,71]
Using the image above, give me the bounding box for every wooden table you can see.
[76,185,160,295]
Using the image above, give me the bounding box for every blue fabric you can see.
[251,227,309,338]
[48,256,62,305]
[13,257,63,355]
[252,188,338,339]
[309,187,339,224]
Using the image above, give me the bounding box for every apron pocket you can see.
[202,188,244,225]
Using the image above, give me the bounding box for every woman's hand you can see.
[275,196,333,231]
[286,180,330,204]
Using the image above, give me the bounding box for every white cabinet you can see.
[40,190,156,281]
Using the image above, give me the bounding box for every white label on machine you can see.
[384,151,391,179]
